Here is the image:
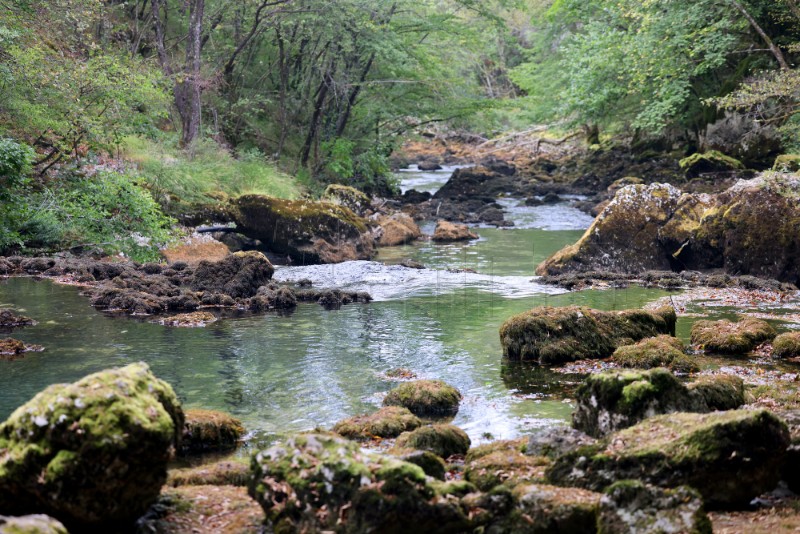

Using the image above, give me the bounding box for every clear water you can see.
[0,171,678,450]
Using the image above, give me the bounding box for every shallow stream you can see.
[1,167,794,451]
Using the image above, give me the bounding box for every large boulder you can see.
[572,369,744,437]
[597,481,711,534]
[230,195,375,264]
[548,410,790,508]
[537,175,800,286]
[499,305,676,364]
[0,363,183,528]
[249,433,474,533]
[433,167,515,200]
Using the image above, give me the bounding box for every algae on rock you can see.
[394,424,471,459]
[691,318,776,354]
[180,409,245,456]
[333,406,422,440]
[382,380,462,417]
[611,335,697,373]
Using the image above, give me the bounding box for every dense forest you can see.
[0,0,799,256]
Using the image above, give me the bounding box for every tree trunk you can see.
[179,0,204,147]
[730,0,789,70]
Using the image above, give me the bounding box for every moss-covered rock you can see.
[155,311,217,327]
[465,450,550,491]
[249,433,473,533]
[687,374,745,411]
[598,480,711,534]
[167,458,250,487]
[679,150,744,178]
[0,338,43,360]
[548,410,789,508]
[382,380,462,417]
[0,310,35,329]
[333,406,422,440]
[394,424,471,459]
[230,195,375,264]
[0,363,183,528]
[377,213,422,247]
[691,318,776,354]
[0,515,68,534]
[526,426,597,460]
[773,154,800,172]
[612,335,698,373]
[431,220,478,242]
[509,484,601,533]
[323,184,371,216]
[394,450,447,480]
[773,332,800,358]
[536,183,684,276]
[499,305,676,364]
[465,438,528,463]
[572,368,708,437]
[180,409,245,456]
[189,251,274,298]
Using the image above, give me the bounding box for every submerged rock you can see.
[394,424,471,459]
[499,305,676,364]
[611,335,697,373]
[431,220,478,242]
[548,410,789,508]
[0,310,35,329]
[598,480,711,534]
[378,213,422,247]
[0,363,183,527]
[0,515,68,534]
[230,195,375,264]
[333,406,422,440]
[180,409,245,456]
[572,369,744,437]
[155,311,217,328]
[691,318,776,354]
[773,332,800,358]
[0,338,43,360]
[383,380,462,417]
[249,433,473,533]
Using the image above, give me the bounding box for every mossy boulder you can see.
[377,213,422,247]
[394,450,447,480]
[573,370,744,438]
[394,424,471,459]
[189,251,274,298]
[679,150,744,178]
[0,363,183,528]
[612,335,698,373]
[499,305,676,364]
[323,184,371,216]
[0,515,68,534]
[180,409,245,456]
[333,406,422,440]
[773,332,800,358]
[536,184,684,276]
[773,154,800,172]
[686,374,745,411]
[465,450,549,491]
[465,438,528,463]
[382,380,462,417]
[598,480,711,534]
[506,484,602,533]
[526,426,597,460]
[691,318,776,354]
[230,195,375,264]
[167,458,250,487]
[249,433,474,533]
[548,410,789,508]
[431,220,478,242]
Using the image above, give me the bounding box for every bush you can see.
[0,137,36,249]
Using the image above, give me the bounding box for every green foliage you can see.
[0,137,34,192]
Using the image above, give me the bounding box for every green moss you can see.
[679,151,744,178]
[167,457,250,487]
[465,438,528,463]
[465,451,550,491]
[394,424,471,459]
[687,375,745,411]
[333,406,421,440]
[181,409,245,456]
[393,449,447,480]
[773,332,800,358]
[691,318,777,354]
[773,154,800,172]
[382,380,462,417]
[322,184,370,214]
[612,335,697,373]
[499,305,676,364]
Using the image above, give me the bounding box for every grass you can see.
[122,135,302,207]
